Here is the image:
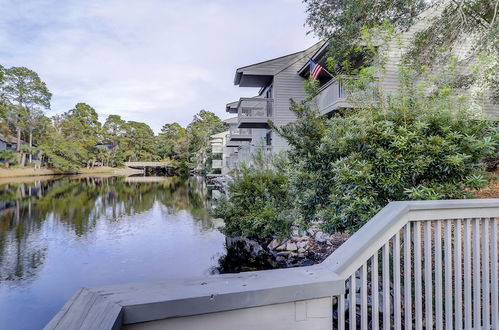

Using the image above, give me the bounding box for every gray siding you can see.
[380,4,498,117]
[271,60,310,152]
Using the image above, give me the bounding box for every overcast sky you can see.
[0,0,317,132]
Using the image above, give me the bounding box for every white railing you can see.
[45,200,499,329]
[212,160,222,169]
[229,127,252,137]
[313,78,347,115]
[324,200,498,330]
[237,98,273,118]
[212,145,223,154]
[313,77,378,115]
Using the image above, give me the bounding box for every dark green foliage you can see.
[213,154,294,238]
[285,88,498,233]
[303,0,429,74]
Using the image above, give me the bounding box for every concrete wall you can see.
[123,297,332,330]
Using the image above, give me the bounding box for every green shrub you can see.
[213,152,294,238]
[284,88,498,233]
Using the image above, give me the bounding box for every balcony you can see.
[211,159,222,169]
[229,128,252,142]
[313,77,378,116]
[212,145,223,153]
[237,98,273,129]
[225,134,242,147]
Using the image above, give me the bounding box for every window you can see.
[265,131,272,146]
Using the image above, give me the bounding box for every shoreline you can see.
[0,166,143,179]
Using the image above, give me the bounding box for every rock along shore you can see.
[217,226,350,273]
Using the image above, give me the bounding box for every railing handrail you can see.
[323,199,499,277]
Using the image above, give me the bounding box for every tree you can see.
[23,108,45,163]
[103,114,127,144]
[0,150,18,168]
[278,75,498,233]
[1,67,51,153]
[123,121,156,161]
[303,0,429,74]
[187,110,226,170]
[303,0,498,99]
[157,123,189,158]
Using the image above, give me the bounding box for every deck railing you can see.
[212,145,223,154]
[45,199,499,329]
[313,76,378,115]
[237,97,273,118]
[324,201,498,329]
[211,160,223,169]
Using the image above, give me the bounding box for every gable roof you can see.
[298,41,330,76]
[234,41,325,87]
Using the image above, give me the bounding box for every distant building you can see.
[0,134,22,151]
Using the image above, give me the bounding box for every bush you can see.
[285,88,498,233]
[213,152,294,238]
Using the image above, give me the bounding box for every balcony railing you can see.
[212,145,223,154]
[211,159,222,169]
[237,97,273,129]
[313,76,377,115]
[229,128,252,141]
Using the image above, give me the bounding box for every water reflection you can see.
[0,175,215,284]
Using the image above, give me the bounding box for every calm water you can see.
[0,175,226,330]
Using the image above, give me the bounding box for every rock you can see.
[297,241,308,249]
[315,236,327,244]
[307,228,315,236]
[286,242,298,251]
[276,243,287,251]
[298,247,306,253]
[268,238,281,250]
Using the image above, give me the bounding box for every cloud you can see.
[0,0,317,132]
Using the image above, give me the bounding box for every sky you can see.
[0,0,317,133]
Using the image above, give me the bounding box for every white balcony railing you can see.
[237,98,273,129]
[228,128,252,141]
[313,78,348,115]
[212,145,223,154]
[211,159,222,169]
[46,199,499,329]
[313,76,378,115]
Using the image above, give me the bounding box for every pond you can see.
[0,175,226,330]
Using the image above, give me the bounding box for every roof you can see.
[225,101,239,113]
[223,117,238,124]
[210,130,229,139]
[234,41,325,87]
[298,41,330,77]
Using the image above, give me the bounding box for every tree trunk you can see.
[16,127,21,151]
[29,132,33,163]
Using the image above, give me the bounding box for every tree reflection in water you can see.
[0,175,213,283]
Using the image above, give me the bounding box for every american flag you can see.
[309,60,324,80]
